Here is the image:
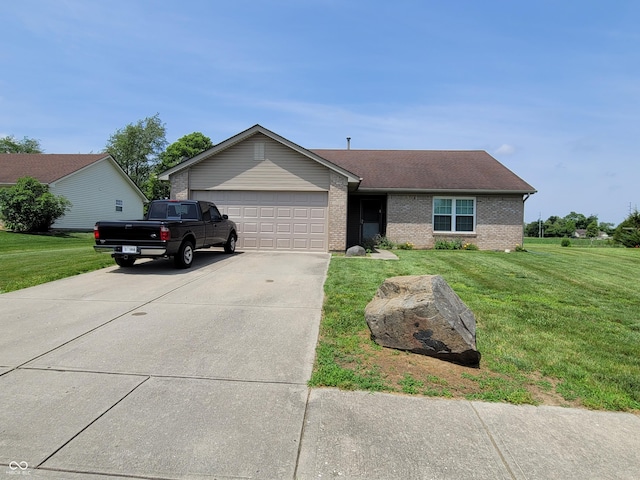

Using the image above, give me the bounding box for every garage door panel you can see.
[277,208,292,218]
[293,239,309,249]
[243,223,258,234]
[227,207,242,217]
[192,191,328,251]
[260,223,275,233]
[243,207,259,218]
[260,207,275,218]
[276,238,292,249]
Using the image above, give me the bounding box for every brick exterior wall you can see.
[328,172,348,251]
[474,195,525,250]
[170,170,189,200]
[385,193,524,251]
[386,194,433,248]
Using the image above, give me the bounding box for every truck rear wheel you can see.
[174,240,194,268]
[114,256,136,268]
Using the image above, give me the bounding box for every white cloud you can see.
[495,144,516,155]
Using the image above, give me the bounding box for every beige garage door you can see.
[192,191,328,251]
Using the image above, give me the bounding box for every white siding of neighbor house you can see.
[50,158,145,230]
[189,133,330,191]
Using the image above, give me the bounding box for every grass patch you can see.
[0,230,114,293]
[310,240,640,411]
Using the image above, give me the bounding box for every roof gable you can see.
[0,153,109,184]
[311,149,536,193]
[0,153,147,201]
[158,124,360,183]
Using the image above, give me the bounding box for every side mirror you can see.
[222,214,229,220]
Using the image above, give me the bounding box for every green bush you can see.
[0,177,71,232]
[434,239,463,250]
[561,238,571,247]
[361,237,377,251]
[374,234,395,250]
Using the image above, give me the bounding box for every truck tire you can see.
[174,240,194,268]
[114,256,136,268]
[224,233,237,254]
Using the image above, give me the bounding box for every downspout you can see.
[522,193,531,246]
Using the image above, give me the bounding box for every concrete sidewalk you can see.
[1,250,639,479]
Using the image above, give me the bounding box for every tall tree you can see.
[613,209,640,247]
[147,132,214,200]
[158,132,213,172]
[0,135,43,153]
[586,221,599,241]
[105,114,167,189]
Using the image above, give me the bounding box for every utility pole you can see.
[538,213,542,238]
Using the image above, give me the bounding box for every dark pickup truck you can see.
[94,199,238,268]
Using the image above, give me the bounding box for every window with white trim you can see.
[433,197,475,232]
[115,199,123,212]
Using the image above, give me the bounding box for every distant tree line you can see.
[0,135,43,153]
[525,210,640,247]
[524,212,614,239]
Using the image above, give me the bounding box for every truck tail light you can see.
[160,225,171,241]
[94,225,99,239]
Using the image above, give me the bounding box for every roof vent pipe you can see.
[346,137,351,150]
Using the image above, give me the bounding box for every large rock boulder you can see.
[364,275,480,366]
[345,245,367,257]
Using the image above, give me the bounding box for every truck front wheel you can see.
[174,240,194,268]
[224,233,237,254]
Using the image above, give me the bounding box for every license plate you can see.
[122,245,137,254]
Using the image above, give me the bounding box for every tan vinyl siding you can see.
[190,133,330,191]
[50,158,145,230]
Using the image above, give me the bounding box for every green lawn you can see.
[0,230,115,293]
[311,239,640,411]
[2,231,639,411]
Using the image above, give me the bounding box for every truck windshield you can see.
[148,202,198,220]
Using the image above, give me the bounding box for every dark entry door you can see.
[361,199,383,242]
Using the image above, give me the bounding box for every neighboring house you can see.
[0,154,147,230]
[159,124,536,252]
[574,229,609,239]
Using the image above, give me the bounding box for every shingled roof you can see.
[0,153,110,185]
[310,149,536,193]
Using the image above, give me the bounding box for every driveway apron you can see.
[0,251,329,479]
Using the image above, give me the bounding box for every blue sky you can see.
[2,1,638,224]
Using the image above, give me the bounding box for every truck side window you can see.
[167,205,180,218]
[201,207,211,221]
[211,206,223,222]
[148,202,166,219]
[183,204,198,219]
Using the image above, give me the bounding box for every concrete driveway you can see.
[2,250,639,479]
[0,251,327,478]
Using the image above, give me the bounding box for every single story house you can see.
[159,124,536,251]
[0,153,147,230]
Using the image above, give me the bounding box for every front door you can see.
[361,199,383,243]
